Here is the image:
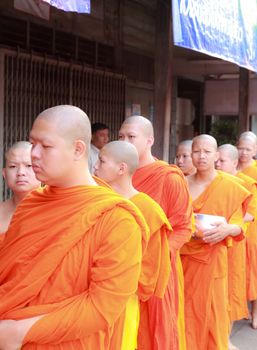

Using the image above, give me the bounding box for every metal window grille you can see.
[0,49,126,200]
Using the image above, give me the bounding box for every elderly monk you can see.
[0,141,40,240]
[94,140,172,350]
[119,116,192,350]
[0,105,147,350]
[216,144,255,350]
[181,134,250,350]
[176,140,196,176]
[237,132,257,328]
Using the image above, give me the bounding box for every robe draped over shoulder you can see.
[0,185,147,349]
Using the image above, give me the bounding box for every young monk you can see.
[0,105,147,350]
[176,140,196,176]
[0,141,41,239]
[119,116,193,350]
[216,144,255,350]
[180,134,250,350]
[94,140,172,350]
[237,132,257,328]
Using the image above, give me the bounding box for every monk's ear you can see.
[147,135,154,147]
[2,168,6,180]
[214,151,219,162]
[74,140,86,160]
[119,162,128,175]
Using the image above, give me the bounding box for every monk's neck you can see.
[12,192,29,206]
[194,169,217,184]
[111,179,138,199]
[238,159,254,171]
[138,152,156,168]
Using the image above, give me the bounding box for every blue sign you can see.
[43,0,90,13]
[173,0,257,73]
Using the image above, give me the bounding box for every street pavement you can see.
[231,318,257,350]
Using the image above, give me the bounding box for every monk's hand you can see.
[202,222,239,245]
[0,316,44,350]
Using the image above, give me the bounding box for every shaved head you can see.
[121,116,154,138]
[102,141,139,175]
[193,134,218,150]
[36,105,91,152]
[238,131,257,145]
[218,144,238,161]
[178,140,193,148]
[5,141,32,162]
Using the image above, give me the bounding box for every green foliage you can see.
[210,119,238,146]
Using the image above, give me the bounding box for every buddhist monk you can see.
[237,132,257,328]
[94,140,172,350]
[0,105,147,350]
[176,140,196,176]
[0,142,41,239]
[119,116,193,350]
[216,143,255,350]
[181,134,250,350]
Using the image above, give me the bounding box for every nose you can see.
[17,164,26,176]
[94,159,100,170]
[31,144,40,160]
[215,160,221,168]
[177,155,183,164]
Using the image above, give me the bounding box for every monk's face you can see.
[192,139,218,171]
[176,145,195,175]
[237,140,256,164]
[91,128,109,150]
[29,117,77,186]
[215,150,237,174]
[118,122,152,159]
[94,149,120,185]
[3,147,40,193]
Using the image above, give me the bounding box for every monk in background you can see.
[181,134,250,350]
[0,141,40,239]
[176,140,196,176]
[94,140,172,350]
[119,116,192,350]
[216,144,255,350]
[237,132,257,328]
[0,105,146,349]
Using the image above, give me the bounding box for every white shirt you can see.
[88,144,99,174]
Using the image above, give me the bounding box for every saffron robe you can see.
[0,185,147,349]
[112,192,172,350]
[221,172,252,321]
[133,160,192,350]
[238,163,257,300]
[181,171,249,350]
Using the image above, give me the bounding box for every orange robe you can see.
[220,172,253,321]
[181,171,249,350]
[109,192,172,350]
[0,185,147,349]
[133,160,192,350]
[238,163,257,300]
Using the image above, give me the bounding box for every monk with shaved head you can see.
[237,131,257,328]
[0,105,147,349]
[180,134,250,350]
[119,116,193,350]
[0,141,41,239]
[176,140,196,176]
[216,144,256,349]
[95,140,172,350]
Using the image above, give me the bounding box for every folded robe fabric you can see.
[112,192,172,350]
[180,171,250,350]
[0,185,148,349]
[238,162,257,300]
[133,160,192,350]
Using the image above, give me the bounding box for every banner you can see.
[172,0,257,73]
[42,0,90,13]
